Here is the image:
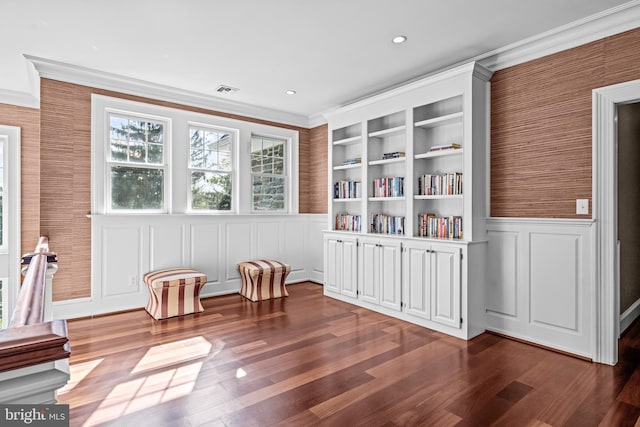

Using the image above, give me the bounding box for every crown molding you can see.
[0,88,39,109]
[25,55,310,128]
[475,0,640,71]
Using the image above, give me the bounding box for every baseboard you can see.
[620,297,640,334]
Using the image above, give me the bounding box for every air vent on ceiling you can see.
[215,84,239,94]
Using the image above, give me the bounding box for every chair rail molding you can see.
[593,77,640,365]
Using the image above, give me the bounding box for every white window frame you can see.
[250,134,290,213]
[92,94,298,215]
[105,111,171,213]
[187,122,238,213]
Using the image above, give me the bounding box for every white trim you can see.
[0,89,39,109]
[486,217,595,226]
[593,78,640,365]
[621,297,640,334]
[476,0,640,71]
[0,126,20,328]
[26,55,310,128]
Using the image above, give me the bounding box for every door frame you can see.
[593,78,640,365]
[0,125,21,328]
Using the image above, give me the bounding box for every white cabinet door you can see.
[431,244,461,328]
[359,238,380,304]
[402,241,431,320]
[380,240,402,311]
[324,237,341,293]
[341,238,359,298]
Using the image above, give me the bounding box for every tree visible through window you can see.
[189,126,233,211]
[108,114,166,210]
[251,135,286,211]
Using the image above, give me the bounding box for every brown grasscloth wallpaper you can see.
[491,26,640,218]
[38,78,321,301]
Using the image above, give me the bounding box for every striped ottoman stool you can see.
[238,260,291,302]
[143,268,207,320]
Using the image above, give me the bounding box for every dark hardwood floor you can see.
[58,282,640,427]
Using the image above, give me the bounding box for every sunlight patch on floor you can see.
[83,362,203,426]
[132,335,217,374]
[58,358,103,394]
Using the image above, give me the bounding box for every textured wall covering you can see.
[307,124,328,214]
[39,79,313,301]
[0,103,40,255]
[491,27,640,218]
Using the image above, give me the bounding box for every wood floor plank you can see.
[57,282,640,426]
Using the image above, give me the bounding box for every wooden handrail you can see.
[0,236,68,373]
[10,236,57,327]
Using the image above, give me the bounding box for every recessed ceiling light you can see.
[285,90,296,95]
[392,35,407,44]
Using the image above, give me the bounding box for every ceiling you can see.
[0,0,635,123]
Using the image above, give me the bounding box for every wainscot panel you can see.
[485,218,595,358]
[52,214,326,319]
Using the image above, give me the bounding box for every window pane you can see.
[190,128,204,150]
[273,158,284,174]
[110,141,128,161]
[204,150,219,169]
[0,194,3,246]
[191,171,232,210]
[252,175,285,211]
[251,138,262,154]
[128,141,146,163]
[218,134,232,153]
[205,131,220,151]
[129,120,147,143]
[218,153,232,172]
[111,166,163,210]
[274,142,284,157]
[148,144,163,164]
[110,117,128,141]
[146,122,164,144]
[251,154,262,173]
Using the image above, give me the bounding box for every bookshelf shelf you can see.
[333,198,362,202]
[414,195,463,200]
[333,135,362,146]
[414,111,463,129]
[368,125,406,139]
[368,157,406,166]
[333,163,362,170]
[368,196,406,202]
[414,148,463,160]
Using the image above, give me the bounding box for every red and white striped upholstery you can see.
[143,268,207,320]
[238,260,291,302]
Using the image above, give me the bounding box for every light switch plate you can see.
[576,199,589,215]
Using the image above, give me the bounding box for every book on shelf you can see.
[382,151,406,160]
[417,214,463,239]
[429,143,461,152]
[372,176,404,198]
[335,213,361,232]
[341,157,362,165]
[334,180,362,199]
[417,173,462,196]
[370,213,405,235]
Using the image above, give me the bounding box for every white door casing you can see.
[0,126,20,328]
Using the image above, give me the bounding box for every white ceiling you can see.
[0,0,635,122]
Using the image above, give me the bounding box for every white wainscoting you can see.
[52,214,327,319]
[486,218,595,359]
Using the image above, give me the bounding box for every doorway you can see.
[618,102,640,332]
[594,79,640,365]
[0,125,21,328]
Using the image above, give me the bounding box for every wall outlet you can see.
[128,276,138,287]
[576,199,589,215]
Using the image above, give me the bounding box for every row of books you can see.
[417,214,463,239]
[335,213,361,232]
[417,173,463,196]
[334,180,362,199]
[342,157,361,165]
[371,214,405,235]
[372,176,404,198]
[382,151,406,159]
[429,143,461,152]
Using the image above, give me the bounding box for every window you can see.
[251,135,287,212]
[107,113,168,211]
[189,125,234,211]
[0,139,4,248]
